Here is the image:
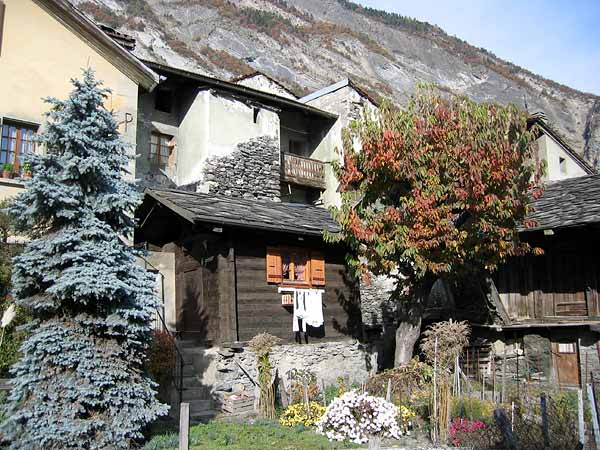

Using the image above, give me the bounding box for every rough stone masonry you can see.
[201,341,377,404]
[201,136,281,201]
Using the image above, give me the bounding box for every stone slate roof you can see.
[523,174,600,232]
[145,189,340,236]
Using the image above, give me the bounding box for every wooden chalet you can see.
[447,174,600,386]
[135,189,362,346]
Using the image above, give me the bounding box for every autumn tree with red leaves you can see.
[327,86,543,366]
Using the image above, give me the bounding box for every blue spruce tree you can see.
[0,69,168,449]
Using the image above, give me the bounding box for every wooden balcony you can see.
[281,152,326,189]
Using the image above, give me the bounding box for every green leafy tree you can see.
[328,86,543,366]
[0,69,168,448]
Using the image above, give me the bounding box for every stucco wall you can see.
[0,0,140,199]
[304,85,377,207]
[537,134,588,181]
[175,90,280,187]
[136,87,183,189]
[144,251,177,331]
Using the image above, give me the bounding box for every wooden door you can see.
[552,341,580,386]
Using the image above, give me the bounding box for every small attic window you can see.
[155,88,173,114]
[559,156,567,174]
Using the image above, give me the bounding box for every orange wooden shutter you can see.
[266,247,282,283]
[310,252,325,286]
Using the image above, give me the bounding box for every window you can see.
[559,156,567,175]
[266,247,325,286]
[1,120,37,173]
[558,343,576,354]
[282,248,309,283]
[149,132,172,170]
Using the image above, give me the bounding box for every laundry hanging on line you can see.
[278,287,324,332]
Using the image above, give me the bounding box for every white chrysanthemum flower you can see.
[317,390,403,443]
[1,304,16,328]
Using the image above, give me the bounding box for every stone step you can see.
[182,364,198,377]
[182,376,206,389]
[188,400,213,413]
[182,387,212,399]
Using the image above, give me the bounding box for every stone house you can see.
[134,61,377,207]
[3,3,599,414]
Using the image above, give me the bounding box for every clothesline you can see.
[278,287,325,293]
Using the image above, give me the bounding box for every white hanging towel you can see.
[293,289,307,332]
[304,289,324,328]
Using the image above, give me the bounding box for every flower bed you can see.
[317,391,405,444]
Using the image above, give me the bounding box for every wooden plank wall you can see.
[234,236,362,343]
[495,231,600,321]
[167,236,222,343]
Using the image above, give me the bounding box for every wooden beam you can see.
[485,277,512,325]
[474,320,600,330]
[217,238,238,343]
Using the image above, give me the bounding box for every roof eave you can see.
[144,189,339,237]
[143,60,337,120]
[36,0,159,91]
[530,117,595,175]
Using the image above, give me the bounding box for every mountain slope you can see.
[75,0,600,167]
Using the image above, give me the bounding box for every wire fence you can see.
[447,345,600,449]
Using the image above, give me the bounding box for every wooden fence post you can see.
[302,379,310,415]
[386,378,392,402]
[578,388,585,449]
[179,402,190,450]
[587,384,600,449]
[540,393,550,449]
[502,347,507,403]
[494,408,521,450]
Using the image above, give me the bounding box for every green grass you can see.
[144,419,358,450]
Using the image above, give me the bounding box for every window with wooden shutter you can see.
[266,247,282,283]
[310,252,325,286]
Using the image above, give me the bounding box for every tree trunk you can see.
[393,277,435,367]
[394,317,422,366]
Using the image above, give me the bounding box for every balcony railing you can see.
[281,152,326,189]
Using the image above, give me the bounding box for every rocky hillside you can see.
[74,0,600,167]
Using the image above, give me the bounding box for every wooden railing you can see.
[281,152,326,189]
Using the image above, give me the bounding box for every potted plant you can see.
[2,163,13,179]
[22,163,32,179]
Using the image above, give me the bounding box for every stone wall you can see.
[360,274,398,328]
[579,330,600,384]
[191,341,376,405]
[201,136,281,201]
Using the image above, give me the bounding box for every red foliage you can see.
[330,86,544,287]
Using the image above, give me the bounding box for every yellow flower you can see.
[279,402,326,427]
